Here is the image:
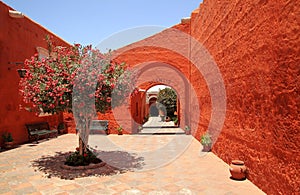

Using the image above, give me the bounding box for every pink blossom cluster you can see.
[19,41,135,115]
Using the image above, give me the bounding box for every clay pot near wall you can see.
[2,132,14,149]
[229,160,248,180]
[4,141,14,149]
[165,116,170,122]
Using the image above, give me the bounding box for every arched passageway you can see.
[137,84,180,132]
[111,61,200,135]
[111,28,215,139]
[101,2,299,193]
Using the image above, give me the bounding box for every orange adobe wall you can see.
[60,15,201,134]
[190,0,299,194]
[110,1,299,194]
[0,2,70,145]
[1,0,299,194]
[113,21,208,131]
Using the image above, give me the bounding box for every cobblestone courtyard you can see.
[0,134,265,194]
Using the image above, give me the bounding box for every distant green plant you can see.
[174,117,178,124]
[157,88,177,118]
[184,125,191,135]
[144,115,149,121]
[57,123,65,130]
[2,132,13,142]
[117,126,123,134]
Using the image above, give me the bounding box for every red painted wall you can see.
[63,22,197,134]
[113,22,197,129]
[0,2,69,145]
[107,1,300,194]
[1,0,299,194]
[190,1,299,194]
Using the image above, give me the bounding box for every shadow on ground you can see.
[95,150,145,171]
[31,150,145,180]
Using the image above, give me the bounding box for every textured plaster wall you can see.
[189,0,299,194]
[0,2,68,145]
[106,0,299,194]
[113,22,193,129]
[2,0,298,193]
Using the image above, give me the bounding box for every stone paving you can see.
[142,116,175,127]
[0,134,266,195]
[140,116,184,134]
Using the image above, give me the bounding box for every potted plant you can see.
[174,117,178,126]
[2,132,14,149]
[143,115,149,124]
[57,122,66,134]
[138,125,143,132]
[201,133,212,152]
[185,125,191,135]
[117,126,123,135]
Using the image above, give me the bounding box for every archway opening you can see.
[130,83,181,133]
[114,61,200,135]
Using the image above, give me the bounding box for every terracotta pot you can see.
[4,141,14,149]
[185,130,191,135]
[202,145,211,152]
[165,117,170,122]
[229,160,247,180]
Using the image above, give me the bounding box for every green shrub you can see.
[2,132,13,142]
[65,148,101,166]
[157,88,177,118]
[174,117,178,124]
[200,133,212,146]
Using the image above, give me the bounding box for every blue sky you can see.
[3,0,202,51]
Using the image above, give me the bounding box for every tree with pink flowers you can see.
[19,37,136,156]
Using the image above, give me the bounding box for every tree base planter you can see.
[31,151,121,180]
[229,160,247,180]
[61,162,106,170]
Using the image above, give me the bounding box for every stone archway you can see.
[111,60,200,134]
[112,25,226,142]
[92,2,299,193]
